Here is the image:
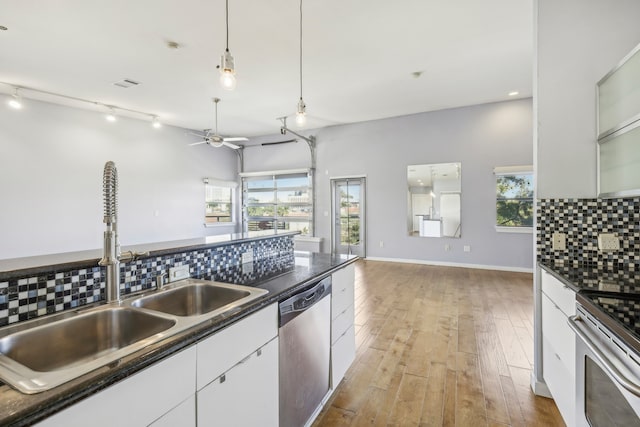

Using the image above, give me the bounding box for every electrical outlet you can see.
[598,233,620,251]
[168,265,190,282]
[241,251,254,264]
[444,244,451,252]
[379,241,384,248]
[552,232,566,251]
[464,245,471,252]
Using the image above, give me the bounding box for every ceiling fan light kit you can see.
[188,97,247,149]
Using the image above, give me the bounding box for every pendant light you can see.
[219,0,236,90]
[295,0,306,127]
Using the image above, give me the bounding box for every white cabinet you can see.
[197,303,278,427]
[597,41,640,197]
[331,263,356,389]
[37,346,197,427]
[197,338,278,427]
[540,269,576,427]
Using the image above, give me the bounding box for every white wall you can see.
[0,99,238,260]
[244,98,534,270]
[535,0,640,198]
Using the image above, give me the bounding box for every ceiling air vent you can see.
[113,79,141,88]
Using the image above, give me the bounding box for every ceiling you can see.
[0,0,533,139]
[407,163,461,188]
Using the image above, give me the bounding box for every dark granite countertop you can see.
[0,251,357,427]
[539,261,640,294]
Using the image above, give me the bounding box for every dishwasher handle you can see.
[279,276,332,326]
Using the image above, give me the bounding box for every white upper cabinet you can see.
[598,41,640,197]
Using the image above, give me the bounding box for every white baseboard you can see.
[363,256,533,273]
[530,372,552,398]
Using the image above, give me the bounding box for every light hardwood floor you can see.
[314,260,564,427]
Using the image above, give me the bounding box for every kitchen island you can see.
[0,232,357,426]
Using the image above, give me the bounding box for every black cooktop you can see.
[577,291,640,356]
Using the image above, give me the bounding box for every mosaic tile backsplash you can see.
[0,235,294,327]
[537,198,640,270]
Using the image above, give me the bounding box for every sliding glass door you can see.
[331,178,366,257]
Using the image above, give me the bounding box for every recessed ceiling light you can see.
[0,26,8,31]
[508,91,519,96]
[411,71,424,79]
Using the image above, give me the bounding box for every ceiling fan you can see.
[188,98,248,149]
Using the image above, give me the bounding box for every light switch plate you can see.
[552,232,566,251]
[598,233,620,251]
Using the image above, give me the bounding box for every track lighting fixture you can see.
[219,0,236,90]
[2,82,162,129]
[8,87,22,109]
[294,0,306,127]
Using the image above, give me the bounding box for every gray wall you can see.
[535,0,640,198]
[0,99,238,260]
[245,98,534,271]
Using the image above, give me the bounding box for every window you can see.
[240,169,313,235]
[494,166,533,232]
[204,179,238,225]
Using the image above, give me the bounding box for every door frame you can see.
[330,176,366,257]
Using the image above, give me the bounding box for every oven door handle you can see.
[568,315,640,397]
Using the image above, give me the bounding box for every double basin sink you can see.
[0,279,267,394]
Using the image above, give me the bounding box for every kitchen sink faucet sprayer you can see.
[98,161,148,303]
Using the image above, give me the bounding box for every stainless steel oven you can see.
[569,302,640,427]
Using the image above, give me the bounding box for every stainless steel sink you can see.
[0,307,176,394]
[0,278,267,394]
[0,308,175,372]
[131,279,267,317]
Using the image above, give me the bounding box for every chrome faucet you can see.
[98,161,148,303]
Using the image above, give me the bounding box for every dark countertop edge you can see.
[0,232,299,281]
[1,254,358,427]
[538,262,582,293]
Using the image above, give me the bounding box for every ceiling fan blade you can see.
[188,140,207,146]
[222,141,241,149]
[223,137,249,142]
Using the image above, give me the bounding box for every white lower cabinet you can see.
[540,269,576,427]
[330,263,356,390]
[37,346,197,427]
[196,303,278,427]
[197,337,279,427]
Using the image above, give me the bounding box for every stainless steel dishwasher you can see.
[279,275,332,427]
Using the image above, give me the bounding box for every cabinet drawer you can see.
[149,395,196,427]
[197,303,277,390]
[331,325,355,388]
[541,292,576,378]
[541,269,575,316]
[38,346,196,427]
[332,264,355,317]
[197,338,279,427]
[542,337,575,427]
[332,303,354,345]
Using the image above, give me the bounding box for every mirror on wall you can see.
[407,163,461,238]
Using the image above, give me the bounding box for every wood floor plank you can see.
[371,328,412,389]
[419,362,447,427]
[388,373,428,427]
[494,317,532,370]
[455,352,488,426]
